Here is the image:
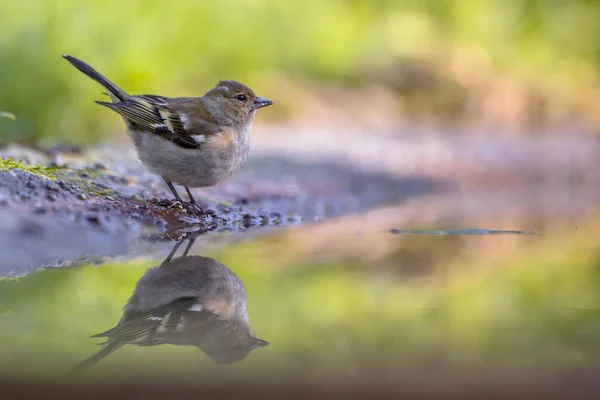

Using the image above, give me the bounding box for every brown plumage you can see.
[62,55,272,207]
[67,239,268,376]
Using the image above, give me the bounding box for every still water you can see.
[1,186,599,388]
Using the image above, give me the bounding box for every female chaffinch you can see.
[63,55,272,211]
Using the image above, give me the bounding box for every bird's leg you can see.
[159,178,184,207]
[184,186,197,204]
[181,238,197,257]
[161,239,185,266]
[164,178,184,203]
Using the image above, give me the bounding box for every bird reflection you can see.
[69,238,268,375]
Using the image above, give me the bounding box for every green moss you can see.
[0,157,131,201]
[0,157,57,181]
[63,173,115,198]
[87,187,115,198]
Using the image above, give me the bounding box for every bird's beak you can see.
[253,96,273,109]
[251,337,269,349]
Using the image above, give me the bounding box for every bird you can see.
[67,238,268,376]
[62,54,272,210]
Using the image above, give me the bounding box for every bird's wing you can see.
[92,297,199,344]
[96,95,218,149]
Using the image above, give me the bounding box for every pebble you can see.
[44,181,60,191]
[206,209,218,217]
[259,214,270,225]
[216,204,232,213]
[242,214,260,228]
[168,202,183,211]
[46,193,57,202]
[76,193,87,201]
[86,214,102,225]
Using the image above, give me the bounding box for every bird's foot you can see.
[157,199,183,210]
[157,199,206,216]
[184,202,205,215]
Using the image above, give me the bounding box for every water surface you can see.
[1,186,599,385]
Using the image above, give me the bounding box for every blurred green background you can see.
[1,0,600,145]
[1,0,599,385]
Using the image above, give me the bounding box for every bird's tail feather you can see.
[64,340,123,378]
[62,54,129,102]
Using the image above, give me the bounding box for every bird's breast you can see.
[209,123,251,174]
[130,121,252,188]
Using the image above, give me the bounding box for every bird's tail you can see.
[62,54,129,102]
[64,340,123,378]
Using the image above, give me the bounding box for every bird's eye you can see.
[235,94,247,101]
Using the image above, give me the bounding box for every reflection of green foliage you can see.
[0,222,599,379]
[1,1,600,144]
[0,112,16,120]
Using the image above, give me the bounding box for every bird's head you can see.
[203,80,272,126]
